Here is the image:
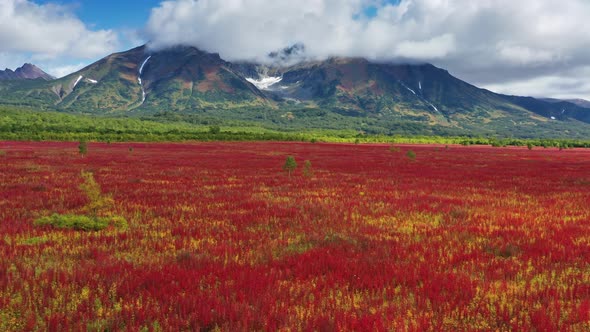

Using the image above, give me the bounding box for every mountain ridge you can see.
[542,98,590,109]
[0,44,589,138]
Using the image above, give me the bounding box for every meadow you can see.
[0,141,589,331]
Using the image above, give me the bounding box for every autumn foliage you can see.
[33,170,126,231]
[0,141,589,331]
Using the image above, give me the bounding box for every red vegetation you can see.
[0,141,589,330]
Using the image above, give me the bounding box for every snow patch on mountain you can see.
[400,80,439,113]
[246,76,282,90]
[138,56,152,104]
[72,75,83,89]
[427,102,439,113]
[139,56,151,76]
[400,82,416,95]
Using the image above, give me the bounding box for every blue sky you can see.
[37,0,399,29]
[2,0,590,99]
[37,0,162,30]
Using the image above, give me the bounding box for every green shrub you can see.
[35,214,105,231]
[303,160,313,177]
[389,145,401,152]
[406,150,416,160]
[80,170,114,217]
[34,171,127,231]
[78,140,88,155]
[208,125,221,134]
[34,214,127,231]
[283,156,297,177]
[19,236,49,246]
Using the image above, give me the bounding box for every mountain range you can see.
[1,44,590,138]
[0,63,54,81]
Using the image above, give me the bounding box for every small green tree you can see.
[209,125,221,134]
[283,156,297,177]
[78,140,88,155]
[79,171,114,217]
[406,150,416,161]
[303,160,313,177]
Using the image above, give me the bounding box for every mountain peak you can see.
[0,63,54,81]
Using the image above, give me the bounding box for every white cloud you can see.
[482,67,590,100]
[0,0,120,60]
[395,34,455,59]
[145,0,590,99]
[146,0,370,62]
[45,63,87,79]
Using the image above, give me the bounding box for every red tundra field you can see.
[0,141,589,331]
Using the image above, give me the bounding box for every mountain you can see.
[506,96,590,124]
[1,44,590,138]
[240,58,519,117]
[566,99,590,108]
[237,57,590,136]
[0,45,267,112]
[0,63,54,81]
[542,97,590,109]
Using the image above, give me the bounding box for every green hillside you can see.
[1,44,590,139]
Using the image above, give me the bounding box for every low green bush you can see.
[34,214,127,231]
[389,145,401,152]
[19,236,49,246]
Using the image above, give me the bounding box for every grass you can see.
[2,105,590,147]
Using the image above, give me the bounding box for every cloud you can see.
[395,34,455,59]
[145,0,370,62]
[145,0,590,99]
[0,0,120,60]
[45,63,87,79]
[483,67,590,100]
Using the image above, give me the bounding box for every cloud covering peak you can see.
[146,0,459,62]
[145,0,590,99]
